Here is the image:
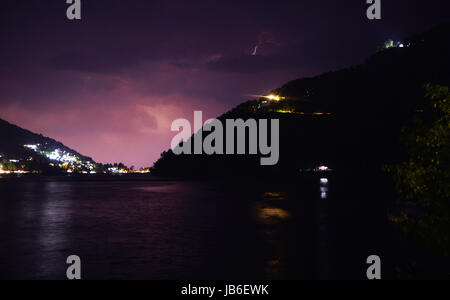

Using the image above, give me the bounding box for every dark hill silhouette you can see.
[152,22,450,179]
[0,118,92,161]
[0,118,94,173]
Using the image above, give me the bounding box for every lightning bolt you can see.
[252,45,260,56]
[251,32,279,56]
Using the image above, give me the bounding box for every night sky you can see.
[0,0,448,167]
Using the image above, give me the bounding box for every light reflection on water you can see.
[37,182,73,277]
[258,207,291,224]
[5,182,75,279]
[254,178,331,279]
[134,183,179,193]
[261,192,287,200]
[256,192,291,225]
[0,179,333,280]
[317,178,330,279]
[320,178,329,200]
[254,191,291,279]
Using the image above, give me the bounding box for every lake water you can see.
[0,175,432,280]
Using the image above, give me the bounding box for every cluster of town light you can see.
[108,167,128,174]
[0,168,28,175]
[381,39,408,51]
[1,145,151,176]
[24,144,96,173]
[22,144,150,175]
[299,165,332,173]
[0,154,29,174]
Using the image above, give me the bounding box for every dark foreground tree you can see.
[386,84,449,256]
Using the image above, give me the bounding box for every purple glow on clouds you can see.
[0,0,447,167]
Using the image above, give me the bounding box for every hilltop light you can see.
[317,166,329,172]
[267,94,280,101]
[264,94,284,102]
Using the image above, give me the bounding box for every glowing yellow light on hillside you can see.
[267,95,280,101]
[263,94,285,101]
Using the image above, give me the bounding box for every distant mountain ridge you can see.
[0,118,143,174]
[151,22,450,178]
[0,118,97,174]
[0,118,92,161]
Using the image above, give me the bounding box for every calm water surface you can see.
[0,176,388,280]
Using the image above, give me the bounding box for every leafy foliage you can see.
[386,85,450,255]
